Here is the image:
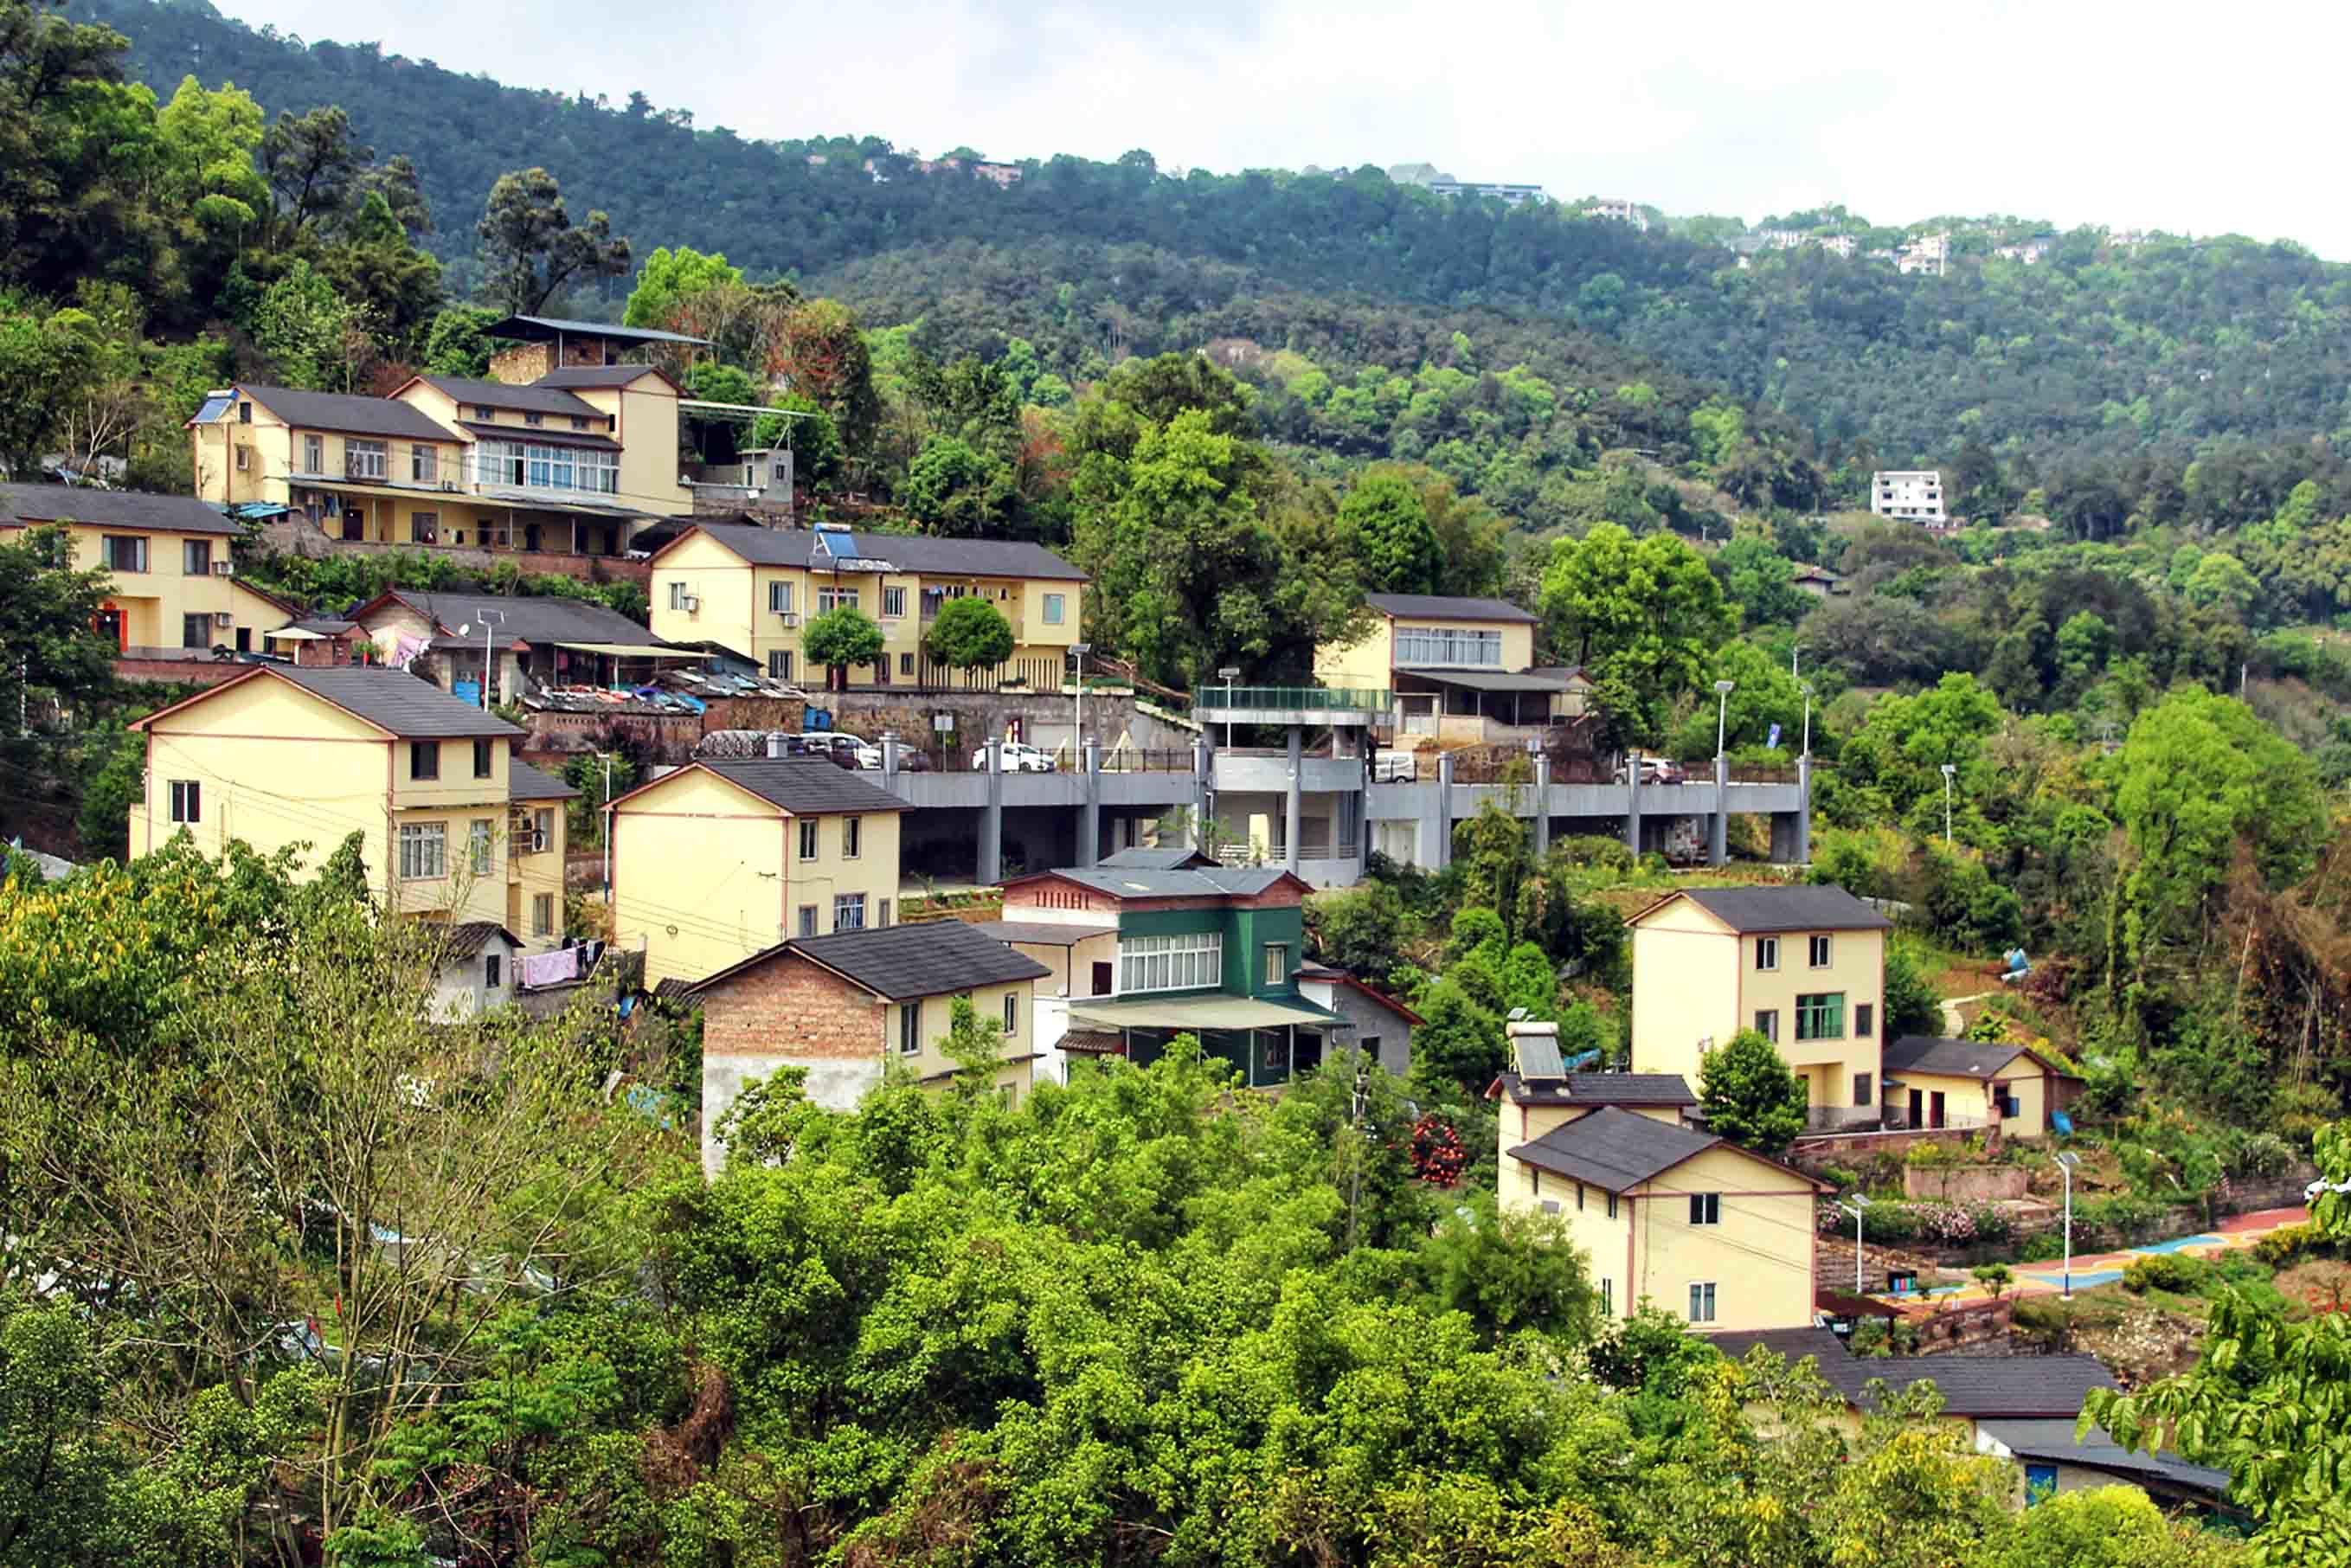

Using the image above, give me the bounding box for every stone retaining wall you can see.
[1905,1166,2031,1202]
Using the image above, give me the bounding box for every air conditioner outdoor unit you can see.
[779,611,801,627]
[682,595,700,613]
[524,829,547,854]
[213,611,234,627]
[440,479,459,492]
[211,561,234,576]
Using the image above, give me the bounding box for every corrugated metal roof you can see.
[487,314,710,347]
[0,483,244,536]
[1037,865,1299,900]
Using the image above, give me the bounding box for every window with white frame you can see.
[1756,935,1779,971]
[347,440,388,479]
[468,819,492,875]
[1687,1282,1718,1323]
[169,780,201,823]
[1003,991,1018,1033]
[833,892,866,931]
[1263,943,1288,987]
[302,434,324,473]
[102,536,147,573]
[1688,1193,1721,1225]
[1809,934,1834,967]
[1394,626,1503,667]
[410,444,437,483]
[183,539,212,575]
[842,815,861,858]
[899,999,922,1054]
[768,651,793,679]
[768,581,795,614]
[1119,932,1222,993]
[798,819,819,859]
[1796,992,1846,1040]
[818,588,859,614]
[1601,1278,1614,1315]
[881,585,906,618]
[1043,593,1065,625]
[668,581,691,610]
[532,892,554,936]
[796,905,818,937]
[398,823,446,879]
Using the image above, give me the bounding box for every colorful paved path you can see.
[1874,1205,2309,1308]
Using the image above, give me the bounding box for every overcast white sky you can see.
[221,0,2351,257]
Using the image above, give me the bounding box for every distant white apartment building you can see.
[1817,234,1857,259]
[1588,197,1649,231]
[1429,180,1552,207]
[1872,470,1946,524]
[1993,234,2057,264]
[1755,228,1805,249]
[1895,232,1951,277]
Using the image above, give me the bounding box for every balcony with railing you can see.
[1192,685,1391,726]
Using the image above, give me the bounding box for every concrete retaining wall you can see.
[1905,1166,2032,1202]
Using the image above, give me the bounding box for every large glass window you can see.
[1119,931,1222,993]
[102,536,148,573]
[397,823,446,879]
[347,440,388,479]
[468,819,492,875]
[832,892,866,931]
[1795,992,1846,1041]
[1394,626,1503,666]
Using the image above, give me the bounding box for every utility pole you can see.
[2056,1152,2079,1300]
[1345,1063,1370,1252]
[1840,1195,1872,1296]
[601,752,613,903]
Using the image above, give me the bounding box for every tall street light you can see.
[458,608,504,710]
[1217,665,1241,749]
[1940,762,1956,845]
[1800,682,1815,758]
[2054,1152,2080,1300]
[1713,678,1736,757]
[1791,642,1808,678]
[1839,1194,1872,1296]
[1071,641,1093,763]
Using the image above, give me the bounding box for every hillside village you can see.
[2,2,2349,1564]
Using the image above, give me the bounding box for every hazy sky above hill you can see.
[222,0,2347,256]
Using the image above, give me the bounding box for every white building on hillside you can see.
[1871,471,1946,524]
[1588,197,1649,230]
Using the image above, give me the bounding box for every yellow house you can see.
[646,522,1086,690]
[0,483,295,659]
[1313,592,1575,748]
[1881,1036,2082,1138]
[686,920,1052,1173]
[1627,886,1892,1133]
[128,665,575,948]
[1500,1103,1827,1332]
[608,755,909,987]
[189,369,686,563]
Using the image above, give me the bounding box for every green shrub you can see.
[2121,1253,2208,1295]
[2231,1130,2295,1178]
[2014,1229,2068,1263]
[1819,1164,1861,1192]
[1905,1140,1955,1167]
[2253,1223,2335,1269]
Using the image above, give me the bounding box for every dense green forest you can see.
[82,0,2351,474]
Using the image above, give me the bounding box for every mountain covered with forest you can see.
[87,0,2351,485]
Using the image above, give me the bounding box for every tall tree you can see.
[260,105,368,241]
[1339,469,1442,594]
[475,166,630,314]
[1698,1028,1809,1154]
[1540,523,1733,746]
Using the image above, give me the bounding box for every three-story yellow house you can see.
[1625,884,1892,1132]
[0,483,296,659]
[129,665,575,949]
[645,522,1085,690]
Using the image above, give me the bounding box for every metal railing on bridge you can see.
[1193,685,1391,713]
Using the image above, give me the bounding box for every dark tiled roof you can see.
[508,760,580,800]
[1884,1036,2038,1081]
[441,921,520,957]
[1975,1419,2231,1500]
[1365,592,1538,623]
[1650,884,1892,933]
[1097,845,1220,871]
[486,314,710,347]
[1818,1355,2120,1418]
[454,419,620,450]
[1712,1326,1849,1364]
[368,590,666,648]
[1506,1105,1724,1193]
[0,483,242,536]
[698,758,908,815]
[1033,865,1300,899]
[238,384,458,441]
[241,666,523,737]
[691,920,1050,1003]
[1495,1071,1698,1108]
[536,365,677,389]
[973,920,1118,946]
[425,376,601,417]
[679,522,1089,582]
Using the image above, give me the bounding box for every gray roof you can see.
[973,920,1118,946]
[681,522,1088,582]
[1708,1331,2126,1421]
[237,384,458,441]
[1884,1036,2045,1082]
[454,420,620,451]
[441,921,521,957]
[1657,884,1893,934]
[0,483,242,536]
[369,590,668,649]
[1394,668,1574,693]
[1506,1105,1725,1194]
[536,365,677,389]
[697,758,909,815]
[486,314,710,347]
[1097,845,1220,871]
[427,376,604,418]
[1365,593,1538,624]
[1032,865,1300,900]
[691,919,1050,1003]
[1495,1071,1698,1108]
[1975,1419,2231,1501]
[243,666,524,738]
[508,760,580,801]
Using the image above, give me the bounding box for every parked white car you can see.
[1372,749,1417,783]
[975,741,1057,773]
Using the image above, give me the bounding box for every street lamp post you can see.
[1940,762,1956,845]
[1791,642,1808,679]
[1217,665,1241,749]
[1071,641,1093,764]
[1839,1195,1872,1296]
[1800,682,1814,758]
[457,609,505,710]
[2055,1152,2079,1300]
[1713,678,1736,757]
